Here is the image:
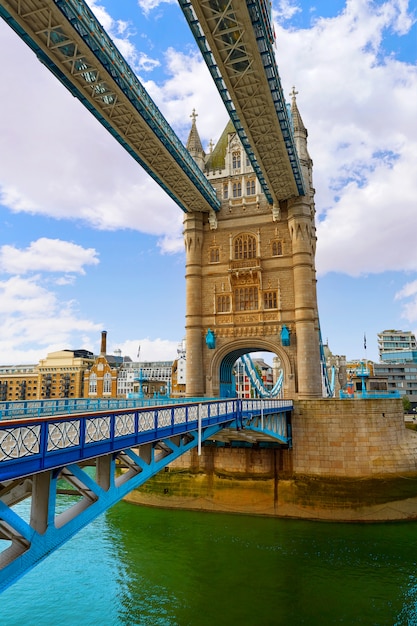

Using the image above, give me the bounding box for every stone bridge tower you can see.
[183,95,322,399]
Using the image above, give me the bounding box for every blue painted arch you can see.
[213,341,294,398]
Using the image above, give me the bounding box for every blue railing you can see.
[0,398,293,481]
[339,390,401,399]
[0,396,216,420]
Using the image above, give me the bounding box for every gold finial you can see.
[290,86,298,101]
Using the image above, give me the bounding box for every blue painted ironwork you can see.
[241,399,292,446]
[241,355,283,398]
[319,326,335,398]
[0,0,220,214]
[0,398,292,593]
[178,0,305,200]
[339,363,401,399]
[0,396,216,420]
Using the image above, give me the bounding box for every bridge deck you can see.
[179,0,305,204]
[0,0,220,214]
[0,398,292,593]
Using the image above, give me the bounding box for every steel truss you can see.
[0,0,220,214]
[178,0,305,204]
[0,423,225,594]
[0,399,292,591]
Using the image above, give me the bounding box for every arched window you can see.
[246,179,255,195]
[89,373,97,394]
[232,151,241,169]
[234,234,257,259]
[232,182,241,198]
[234,287,258,311]
[223,183,228,199]
[272,240,283,256]
[103,372,112,394]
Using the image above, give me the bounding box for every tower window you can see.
[264,291,277,309]
[217,295,230,312]
[232,151,241,169]
[234,234,257,259]
[246,179,255,195]
[210,247,220,263]
[234,287,258,311]
[272,240,283,256]
[232,182,242,198]
[223,183,228,199]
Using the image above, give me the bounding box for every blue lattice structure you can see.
[0,398,292,592]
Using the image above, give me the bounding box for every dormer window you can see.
[232,151,241,169]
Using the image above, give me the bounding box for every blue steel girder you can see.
[242,412,290,445]
[0,423,225,594]
[178,0,305,204]
[0,398,292,591]
[0,0,220,214]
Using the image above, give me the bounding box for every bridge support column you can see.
[289,200,322,398]
[30,471,52,534]
[184,211,205,397]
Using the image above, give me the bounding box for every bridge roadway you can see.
[0,0,304,215]
[0,397,292,592]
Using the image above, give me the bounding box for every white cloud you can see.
[271,0,417,278]
[111,337,180,362]
[0,18,184,246]
[137,0,176,17]
[0,239,99,275]
[143,47,228,146]
[0,275,102,363]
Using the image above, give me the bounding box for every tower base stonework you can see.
[125,399,417,521]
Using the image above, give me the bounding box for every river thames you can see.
[2,500,417,625]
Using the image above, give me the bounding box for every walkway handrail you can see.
[0,398,293,481]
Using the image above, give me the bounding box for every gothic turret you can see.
[290,87,313,196]
[186,109,206,171]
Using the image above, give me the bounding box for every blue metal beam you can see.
[0,0,220,213]
[0,398,292,592]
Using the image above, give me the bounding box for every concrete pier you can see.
[126,399,417,521]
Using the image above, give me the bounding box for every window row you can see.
[209,236,283,263]
[217,289,278,312]
[223,179,256,199]
[88,372,113,394]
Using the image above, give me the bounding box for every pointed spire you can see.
[289,86,306,134]
[186,109,205,170]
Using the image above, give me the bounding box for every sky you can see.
[0,0,416,365]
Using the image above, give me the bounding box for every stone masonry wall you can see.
[292,398,417,476]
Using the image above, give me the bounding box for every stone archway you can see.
[206,339,295,398]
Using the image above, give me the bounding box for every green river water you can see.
[2,500,417,625]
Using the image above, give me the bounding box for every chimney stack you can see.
[100,330,107,355]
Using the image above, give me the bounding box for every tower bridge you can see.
[0,0,396,595]
[0,0,325,400]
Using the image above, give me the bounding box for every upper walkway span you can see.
[179,0,305,204]
[0,0,220,214]
[0,0,304,214]
[0,398,292,593]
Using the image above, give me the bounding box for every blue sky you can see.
[0,0,416,365]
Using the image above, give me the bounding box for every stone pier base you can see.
[125,399,417,521]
